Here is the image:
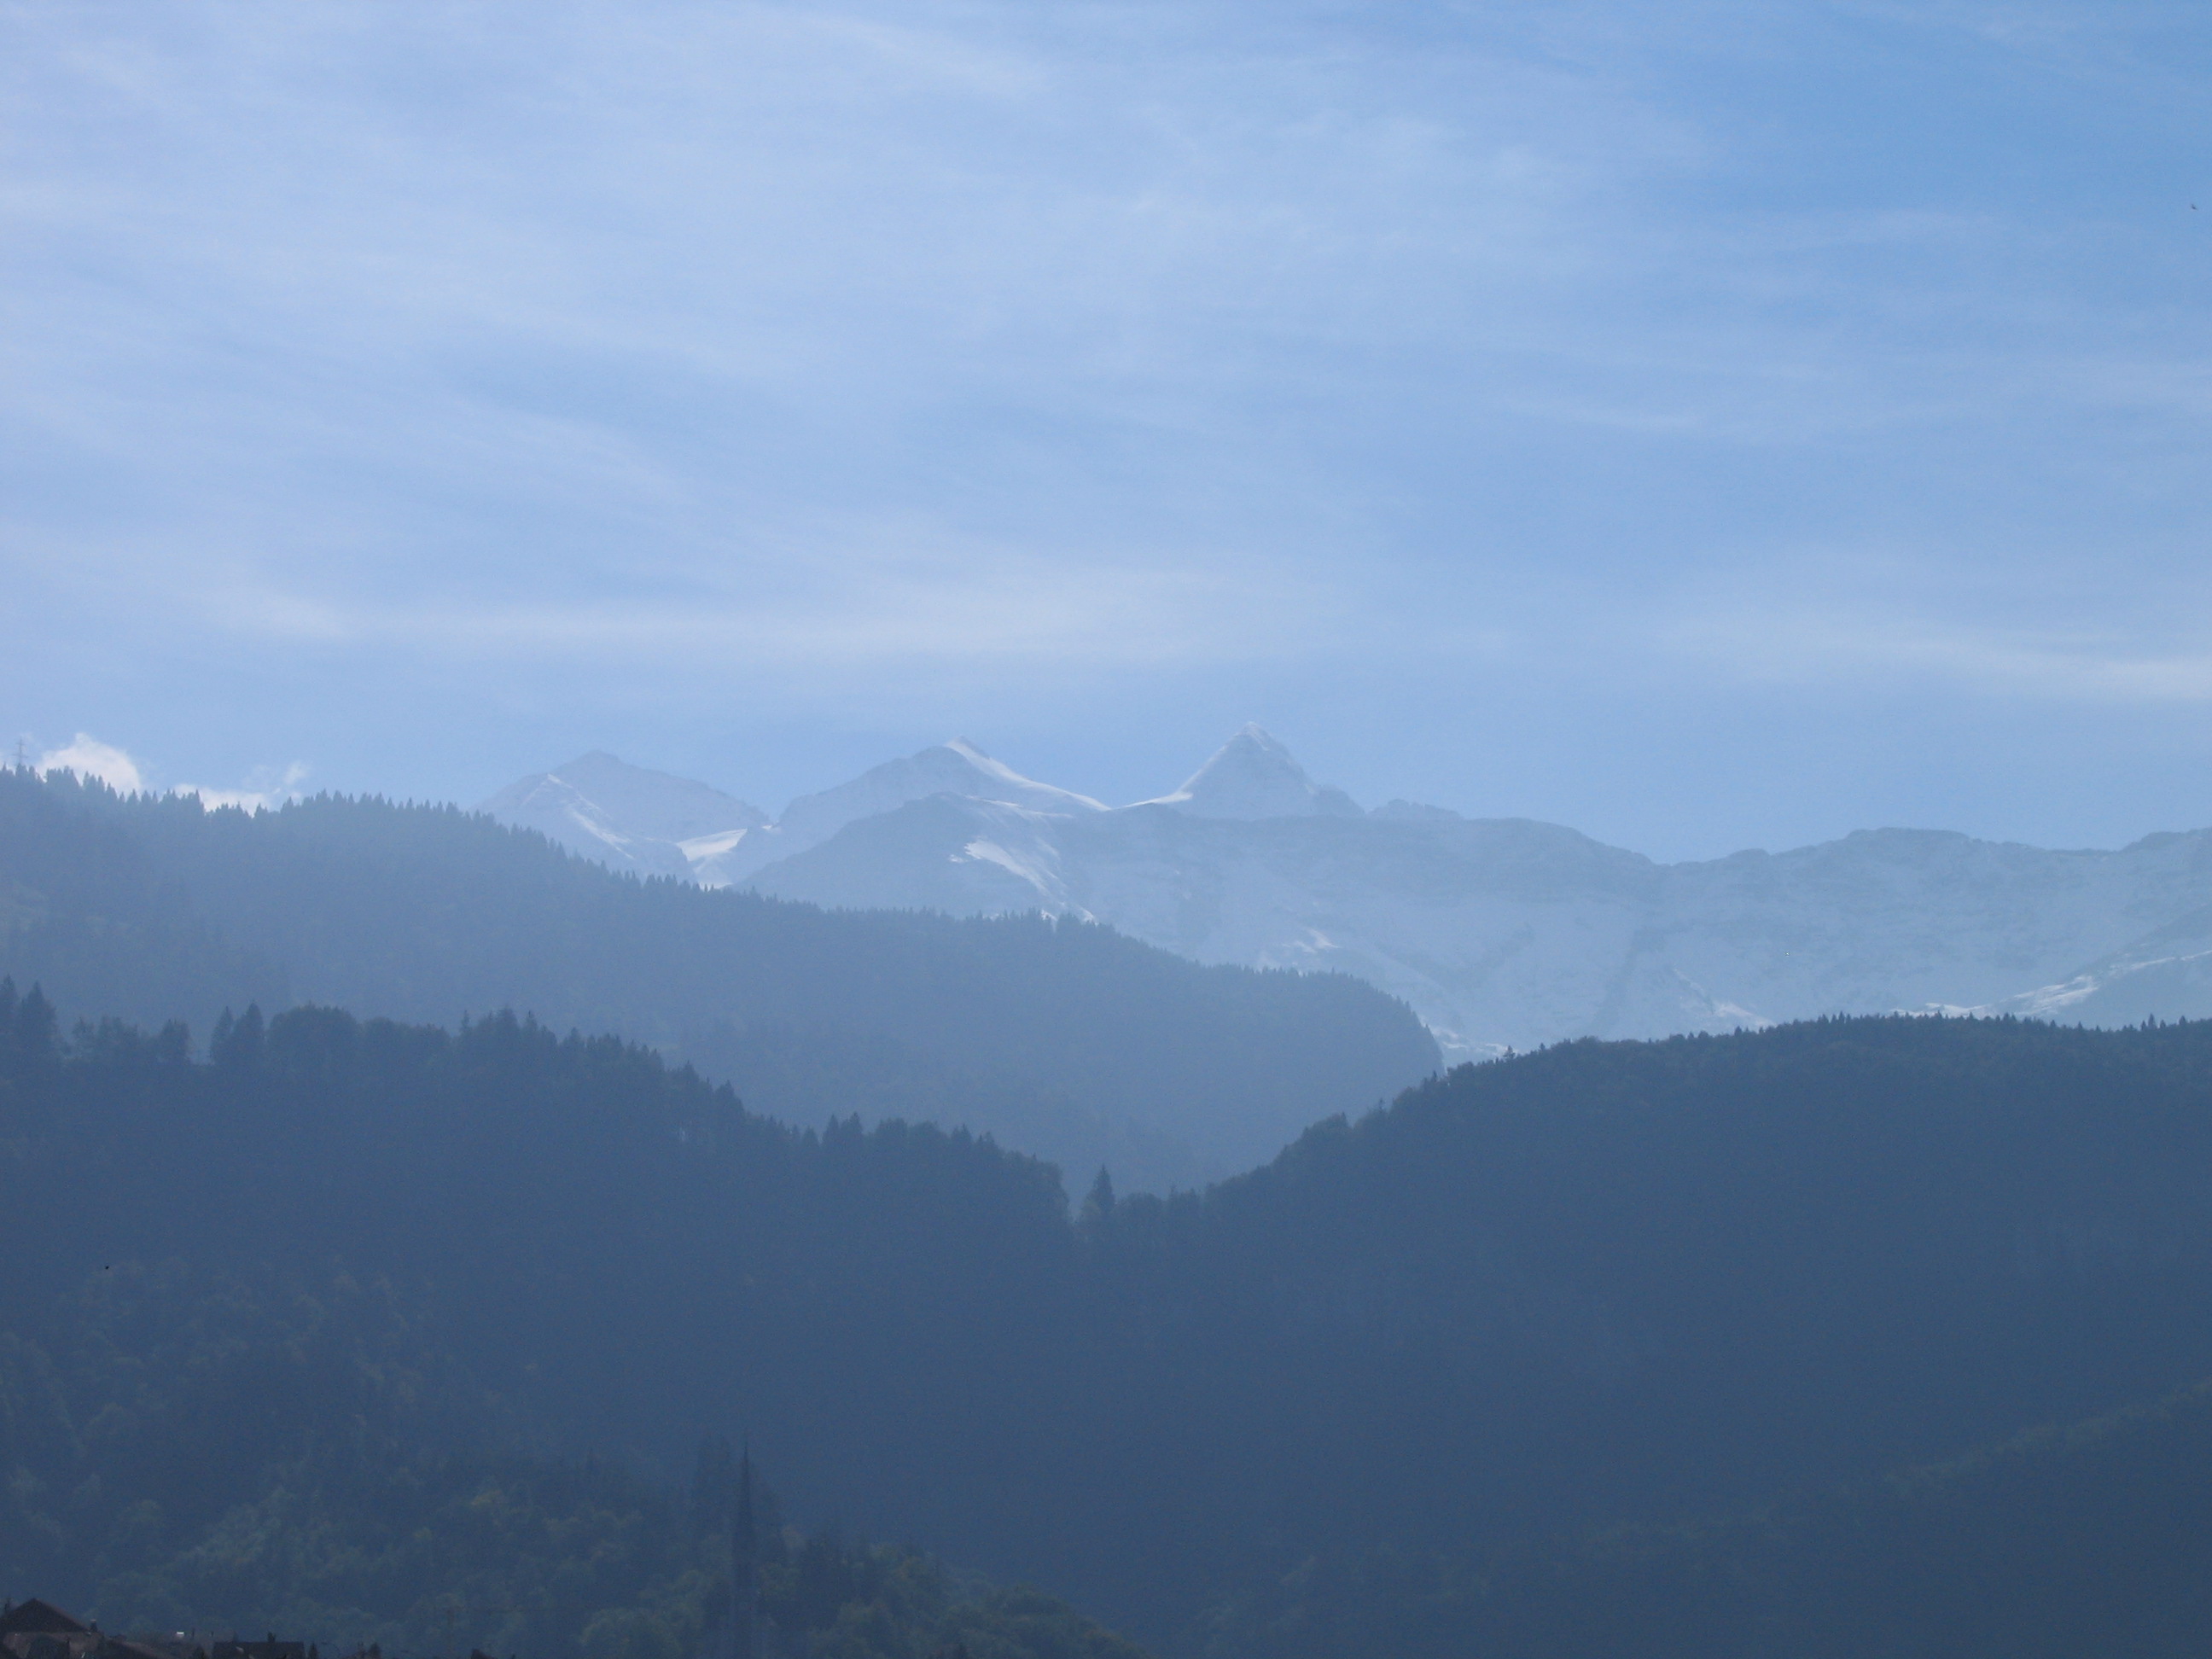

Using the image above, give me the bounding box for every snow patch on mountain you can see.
[692,740,1106,886]
[479,753,766,881]
[1959,903,2212,1025]
[485,740,1100,890]
[790,739,1098,835]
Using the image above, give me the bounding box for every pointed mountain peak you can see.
[1142,726,1361,819]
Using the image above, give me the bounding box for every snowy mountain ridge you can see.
[479,750,769,881]
[481,731,2212,1057]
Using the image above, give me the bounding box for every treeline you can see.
[0,768,1439,1185]
[14,990,2212,1650]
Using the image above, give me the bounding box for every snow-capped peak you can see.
[482,752,768,841]
[477,752,768,879]
[774,741,1104,854]
[1140,725,1361,819]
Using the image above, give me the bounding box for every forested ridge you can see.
[1201,1373,2212,1659]
[0,768,1438,1187]
[10,984,2212,1654]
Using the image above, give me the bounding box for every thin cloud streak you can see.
[207,548,1349,672]
[1661,608,2212,705]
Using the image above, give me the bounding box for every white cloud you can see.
[177,760,311,813]
[31,734,309,812]
[37,733,145,793]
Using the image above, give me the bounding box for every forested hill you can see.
[1203,1375,2212,1659]
[0,768,1440,1185]
[13,993,2212,1653]
[1075,1010,2212,1628]
[0,991,1112,1650]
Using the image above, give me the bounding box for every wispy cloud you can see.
[204,528,1350,675]
[1664,608,2212,704]
[1651,539,2212,705]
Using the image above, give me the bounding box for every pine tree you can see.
[1080,1167,1116,1228]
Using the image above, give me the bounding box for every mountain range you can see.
[484,727,2212,1057]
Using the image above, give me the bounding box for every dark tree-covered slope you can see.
[1063,1011,2212,1627]
[1,1249,1143,1659]
[1201,1377,2212,1659]
[0,769,1441,1183]
[0,993,1080,1556]
[11,996,2212,1651]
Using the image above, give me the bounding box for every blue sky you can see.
[5,0,2211,859]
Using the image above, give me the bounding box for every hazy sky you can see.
[6,0,2211,859]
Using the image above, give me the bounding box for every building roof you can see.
[0,1606,89,1639]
